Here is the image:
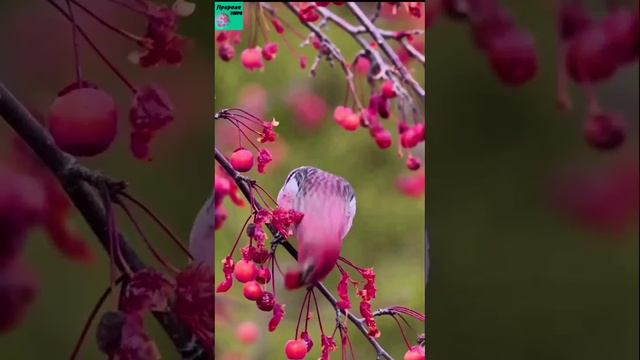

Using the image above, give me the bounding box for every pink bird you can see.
[277,166,356,289]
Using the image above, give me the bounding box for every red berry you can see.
[0,262,38,333]
[470,6,514,50]
[333,106,352,125]
[48,86,117,156]
[584,112,627,150]
[566,27,618,83]
[236,321,259,345]
[256,268,272,284]
[401,128,419,148]
[354,56,371,75]
[487,28,538,86]
[243,281,263,301]
[558,2,593,41]
[373,129,392,149]
[230,148,254,172]
[285,339,308,360]
[442,0,470,19]
[218,43,235,61]
[404,345,426,360]
[381,80,397,99]
[234,259,258,283]
[272,19,285,34]
[407,156,422,171]
[252,247,270,264]
[262,42,279,61]
[601,8,639,64]
[414,123,426,142]
[241,47,264,71]
[256,291,275,311]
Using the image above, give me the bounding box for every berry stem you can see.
[117,197,180,274]
[311,289,325,335]
[65,0,83,82]
[229,213,254,257]
[296,290,312,338]
[46,0,137,93]
[391,314,412,349]
[118,191,194,260]
[69,0,144,43]
[69,276,125,360]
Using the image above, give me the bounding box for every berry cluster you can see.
[558,2,639,150]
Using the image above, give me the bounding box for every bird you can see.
[277,166,356,289]
[189,191,215,268]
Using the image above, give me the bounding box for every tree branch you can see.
[0,82,208,360]
[214,147,394,360]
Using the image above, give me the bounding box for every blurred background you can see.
[214,2,426,359]
[428,1,639,359]
[0,0,212,358]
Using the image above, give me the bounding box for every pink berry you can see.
[256,268,272,284]
[234,259,258,283]
[354,56,371,75]
[333,106,352,124]
[404,345,426,360]
[256,291,275,311]
[236,321,259,345]
[373,129,392,149]
[285,339,308,360]
[243,281,263,301]
[241,47,264,71]
[407,156,421,171]
[48,86,117,157]
[230,148,254,172]
[218,43,236,61]
[381,80,397,99]
[584,112,626,150]
[487,28,538,86]
[341,113,360,131]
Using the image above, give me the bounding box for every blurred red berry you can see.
[236,321,259,345]
[601,8,640,64]
[397,171,426,198]
[272,19,285,34]
[558,2,593,41]
[48,86,117,157]
[230,148,254,172]
[566,27,618,83]
[584,112,627,150]
[487,28,538,86]
[0,262,37,333]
